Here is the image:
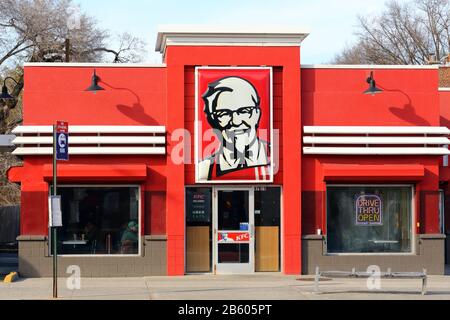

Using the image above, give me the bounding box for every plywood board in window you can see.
[186,226,210,272]
[256,226,279,272]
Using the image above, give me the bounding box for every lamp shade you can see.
[0,84,14,100]
[363,84,383,95]
[85,70,105,92]
[363,71,383,95]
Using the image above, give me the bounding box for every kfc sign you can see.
[218,232,251,243]
[195,67,273,183]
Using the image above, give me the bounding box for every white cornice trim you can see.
[155,25,310,55]
[439,87,450,91]
[24,63,166,68]
[301,64,439,70]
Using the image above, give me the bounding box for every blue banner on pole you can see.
[56,121,69,161]
[56,133,69,161]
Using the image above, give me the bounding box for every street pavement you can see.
[1,273,450,300]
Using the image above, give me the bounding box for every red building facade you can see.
[7,27,449,277]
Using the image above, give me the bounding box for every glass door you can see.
[214,188,254,274]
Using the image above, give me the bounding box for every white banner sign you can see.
[48,196,63,227]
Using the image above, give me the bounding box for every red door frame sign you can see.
[218,232,250,243]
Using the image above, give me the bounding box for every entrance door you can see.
[214,188,254,274]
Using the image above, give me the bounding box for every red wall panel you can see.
[302,68,439,127]
[24,67,166,125]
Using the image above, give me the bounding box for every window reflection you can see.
[327,186,412,253]
[52,186,139,255]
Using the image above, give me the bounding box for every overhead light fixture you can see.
[85,69,105,92]
[363,71,383,95]
[0,77,18,102]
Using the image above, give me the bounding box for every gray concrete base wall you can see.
[18,235,167,278]
[302,234,446,275]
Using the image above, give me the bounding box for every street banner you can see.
[56,121,69,161]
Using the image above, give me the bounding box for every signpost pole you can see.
[52,124,58,299]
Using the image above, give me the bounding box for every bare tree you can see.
[332,0,450,64]
[0,0,147,206]
[0,0,146,131]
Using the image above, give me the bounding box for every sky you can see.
[75,0,411,64]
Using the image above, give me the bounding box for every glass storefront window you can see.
[218,244,249,263]
[51,186,140,255]
[327,186,412,254]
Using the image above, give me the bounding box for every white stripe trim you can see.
[13,147,166,156]
[11,125,167,156]
[303,147,450,155]
[304,126,450,135]
[303,136,450,145]
[439,87,450,91]
[12,125,166,134]
[13,136,166,145]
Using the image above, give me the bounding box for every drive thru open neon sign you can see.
[355,194,383,226]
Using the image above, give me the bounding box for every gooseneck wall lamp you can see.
[363,71,383,95]
[85,69,105,92]
[0,77,19,102]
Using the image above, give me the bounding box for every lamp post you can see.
[52,124,58,299]
[51,121,69,299]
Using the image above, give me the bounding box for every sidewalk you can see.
[1,274,450,300]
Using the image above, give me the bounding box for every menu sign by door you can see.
[186,188,211,223]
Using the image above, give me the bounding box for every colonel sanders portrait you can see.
[198,76,270,181]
